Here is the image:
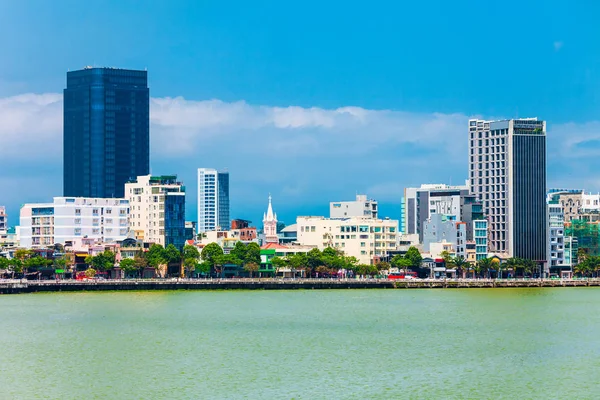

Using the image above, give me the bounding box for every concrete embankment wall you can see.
[1,279,599,295]
[0,280,396,294]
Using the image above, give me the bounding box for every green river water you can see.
[1,288,600,399]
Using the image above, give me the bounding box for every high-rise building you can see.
[64,67,149,198]
[125,175,186,249]
[19,197,130,248]
[468,118,547,265]
[330,195,378,219]
[197,169,230,233]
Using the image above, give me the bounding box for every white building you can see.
[403,183,470,241]
[0,206,7,236]
[19,197,130,248]
[263,195,278,244]
[548,203,565,268]
[197,168,230,233]
[423,214,468,259]
[125,175,186,248]
[330,195,378,219]
[296,216,398,264]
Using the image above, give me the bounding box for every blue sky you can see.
[1,1,600,227]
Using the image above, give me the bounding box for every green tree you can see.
[271,256,288,270]
[196,261,211,277]
[494,260,504,279]
[201,243,224,266]
[134,251,149,278]
[119,258,136,276]
[522,259,537,278]
[288,253,308,277]
[405,247,422,269]
[244,242,261,265]
[0,257,9,271]
[24,256,51,270]
[8,258,23,277]
[452,256,469,278]
[84,268,97,278]
[147,244,167,278]
[505,257,520,278]
[230,241,248,262]
[476,258,493,278]
[375,261,391,273]
[183,245,201,278]
[14,249,33,261]
[306,248,323,274]
[243,262,259,278]
[440,250,453,266]
[164,244,181,264]
[53,256,67,278]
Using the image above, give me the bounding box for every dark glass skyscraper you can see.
[217,171,230,230]
[64,67,149,198]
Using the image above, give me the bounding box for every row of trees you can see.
[574,255,600,277]
[440,252,541,278]
[269,246,423,278]
[0,249,70,278]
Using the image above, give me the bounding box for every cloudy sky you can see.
[1,1,600,227]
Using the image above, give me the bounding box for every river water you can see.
[1,288,599,399]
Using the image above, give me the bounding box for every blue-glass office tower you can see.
[64,67,149,198]
[218,172,230,230]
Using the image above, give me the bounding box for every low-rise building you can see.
[0,206,7,236]
[260,242,316,277]
[20,197,130,248]
[330,194,378,219]
[296,216,398,264]
[125,175,186,249]
[197,224,259,253]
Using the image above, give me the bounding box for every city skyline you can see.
[2,1,600,227]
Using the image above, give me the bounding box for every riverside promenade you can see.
[1,278,600,294]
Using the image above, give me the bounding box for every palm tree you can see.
[495,260,504,279]
[453,256,468,279]
[505,257,520,278]
[476,258,493,279]
[522,259,536,278]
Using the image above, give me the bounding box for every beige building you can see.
[296,216,398,264]
[125,175,186,247]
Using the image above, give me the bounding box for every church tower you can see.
[263,195,278,243]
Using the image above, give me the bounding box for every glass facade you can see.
[164,194,186,250]
[64,67,149,198]
[512,134,547,261]
[218,172,230,230]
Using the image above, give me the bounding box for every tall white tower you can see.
[263,195,278,243]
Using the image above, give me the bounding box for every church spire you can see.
[263,194,278,243]
[266,193,275,222]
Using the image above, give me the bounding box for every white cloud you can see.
[3,92,600,222]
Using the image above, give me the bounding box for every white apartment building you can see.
[548,203,565,267]
[19,197,129,248]
[125,175,186,248]
[0,206,7,235]
[296,216,398,264]
[330,195,378,219]
[197,168,230,233]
